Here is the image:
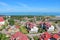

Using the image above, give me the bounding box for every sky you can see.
[0,0,60,12]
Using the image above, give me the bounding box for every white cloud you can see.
[0,2,8,6]
[17,3,30,8]
[0,2,60,12]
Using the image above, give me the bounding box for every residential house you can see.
[0,17,5,25]
[10,32,29,40]
[40,32,60,40]
[26,22,38,33]
[39,21,55,32]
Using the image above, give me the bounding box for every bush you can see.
[19,26,28,34]
[33,36,39,40]
[38,28,46,33]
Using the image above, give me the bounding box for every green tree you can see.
[0,33,9,40]
[8,18,14,26]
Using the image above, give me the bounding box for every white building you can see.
[47,25,54,32]
[29,26,38,33]
[28,23,38,33]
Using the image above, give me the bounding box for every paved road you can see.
[56,24,60,33]
[26,33,42,37]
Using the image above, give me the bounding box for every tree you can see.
[8,18,14,26]
[0,33,9,40]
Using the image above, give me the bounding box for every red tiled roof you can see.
[40,32,51,40]
[0,17,4,22]
[29,23,34,28]
[40,32,60,40]
[53,34,60,39]
[39,22,51,27]
[26,22,35,28]
[45,22,51,27]
[44,32,51,38]
[10,32,29,40]
[30,24,34,28]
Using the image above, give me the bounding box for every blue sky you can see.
[0,0,60,12]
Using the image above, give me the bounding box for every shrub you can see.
[33,36,39,40]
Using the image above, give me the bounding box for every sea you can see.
[0,12,60,16]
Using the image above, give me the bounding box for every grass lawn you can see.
[19,26,28,34]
